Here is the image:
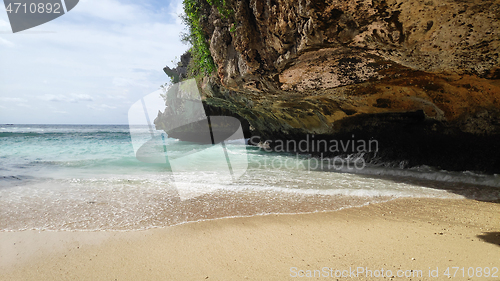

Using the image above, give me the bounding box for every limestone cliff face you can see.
[162,0,500,172]
[212,0,500,85]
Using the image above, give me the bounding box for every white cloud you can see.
[87,104,117,110]
[39,93,94,103]
[172,0,185,25]
[72,93,94,102]
[0,19,9,28]
[74,0,149,23]
[0,97,28,102]
[0,0,189,124]
[0,37,14,47]
[39,95,64,102]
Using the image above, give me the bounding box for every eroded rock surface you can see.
[158,0,500,172]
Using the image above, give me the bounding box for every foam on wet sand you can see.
[1,198,499,280]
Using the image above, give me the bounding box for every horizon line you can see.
[2,123,130,126]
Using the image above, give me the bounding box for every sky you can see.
[0,0,189,124]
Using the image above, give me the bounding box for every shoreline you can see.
[1,197,499,280]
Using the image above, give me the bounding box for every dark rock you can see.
[159,0,500,173]
[163,52,192,83]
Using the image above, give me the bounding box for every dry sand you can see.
[1,198,499,280]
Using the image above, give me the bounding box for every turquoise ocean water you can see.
[1,124,499,231]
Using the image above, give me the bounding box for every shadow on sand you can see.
[477,232,500,247]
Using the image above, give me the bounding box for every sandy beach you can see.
[1,198,499,280]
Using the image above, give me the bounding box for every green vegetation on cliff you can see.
[181,0,232,77]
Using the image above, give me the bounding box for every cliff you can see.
[158,0,500,173]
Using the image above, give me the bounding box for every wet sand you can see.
[1,198,499,280]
